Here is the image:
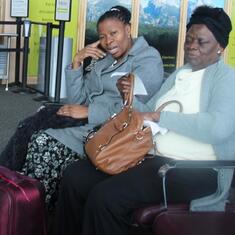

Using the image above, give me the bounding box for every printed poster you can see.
[138,0,181,74]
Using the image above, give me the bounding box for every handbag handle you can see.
[155,100,183,113]
[123,73,135,106]
[153,100,183,157]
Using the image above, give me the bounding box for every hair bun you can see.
[97,5,131,26]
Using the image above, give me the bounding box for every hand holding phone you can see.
[72,40,106,69]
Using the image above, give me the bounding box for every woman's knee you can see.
[61,160,97,191]
[62,161,84,186]
[85,182,122,214]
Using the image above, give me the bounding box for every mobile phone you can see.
[97,43,105,52]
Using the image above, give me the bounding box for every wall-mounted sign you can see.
[55,0,72,21]
[10,0,29,17]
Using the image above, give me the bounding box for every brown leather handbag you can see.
[84,74,153,175]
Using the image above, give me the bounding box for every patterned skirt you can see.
[21,130,83,210]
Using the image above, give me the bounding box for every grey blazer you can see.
[46,36,164,154]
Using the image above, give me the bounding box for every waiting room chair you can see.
[131,160,235,235]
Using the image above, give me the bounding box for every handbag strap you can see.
[155,100,183,113]
[123,73,135,106]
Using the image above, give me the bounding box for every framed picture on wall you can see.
[78,0,183,73]
[76,0,233,73]
[138,0,181,74]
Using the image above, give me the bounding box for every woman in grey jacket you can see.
[54,5,235,235]
[20,5,163,208]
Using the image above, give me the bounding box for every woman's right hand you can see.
[140,111,161,122]
[57,104,88,119]
[72,40,106,69]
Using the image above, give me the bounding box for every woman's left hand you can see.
[57,104,88,119]
[116,75,132,99]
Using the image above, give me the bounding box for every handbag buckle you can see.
[122,122,128,129]
[135,131,144,140]
[136,135,144,140]
[86,131,96,142]
[111,113,117,119]
[99,144,106,151]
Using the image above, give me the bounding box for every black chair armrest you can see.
[157,160,235,208]
[158,160,235,177]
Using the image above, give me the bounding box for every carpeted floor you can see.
[0,85,42,153]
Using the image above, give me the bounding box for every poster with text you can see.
[138,0,181,74]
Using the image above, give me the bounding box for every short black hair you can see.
[97,5,131,28]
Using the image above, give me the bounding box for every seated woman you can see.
[14,5,163,209]
[53,5,235,235]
